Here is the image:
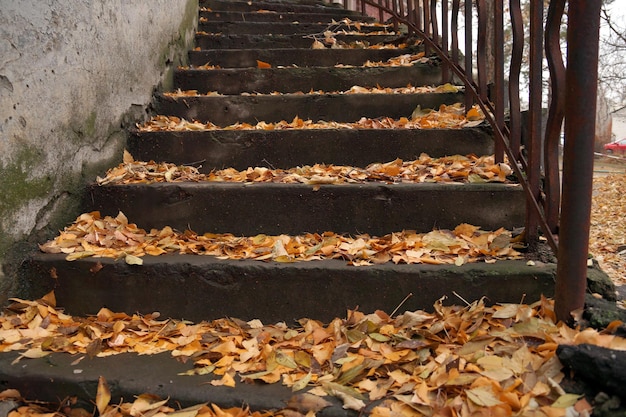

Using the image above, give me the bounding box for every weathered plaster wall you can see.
[0,0,198,302]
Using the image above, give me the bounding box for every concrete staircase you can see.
[17,0,556,325]
[3,0,561,411]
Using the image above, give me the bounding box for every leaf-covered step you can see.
[198,10,376,23]
[195,32,401,49]
[174,64,440,95]
[0,294,569,417]
[128,126,494,171]
[153,92,464,126]
[188,47,423,68]
[22,252,554,323]
[197,21,393,35]
[200,0,365,15]
[86,160,523,235]
[40,210,523,264]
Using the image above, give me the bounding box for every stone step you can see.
[1,350,347,417]
[153,92,463,125]
[199,10,376,23]
[188,47,421,68]
[198,21,393,35]
[201,0,363,15]
[174,64,438,94]
[127,128,494,171]
[84,182,524,236]
[195,32,401,49]
[20,254,553,323]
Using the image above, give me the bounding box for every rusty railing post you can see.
[555,0,602,323]
[525,0,543,248]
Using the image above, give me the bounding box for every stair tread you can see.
[98,154,512,185]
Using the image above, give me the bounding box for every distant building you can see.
[612,105,626,142]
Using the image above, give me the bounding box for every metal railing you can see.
[339,0,601,321]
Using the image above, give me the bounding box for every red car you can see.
[604,138,626,154]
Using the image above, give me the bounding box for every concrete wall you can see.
[0,0,198,302]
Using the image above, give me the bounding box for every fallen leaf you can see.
[96,376,111,415]
[286,393,332,413]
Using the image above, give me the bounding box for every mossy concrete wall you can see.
[0,0,198,303]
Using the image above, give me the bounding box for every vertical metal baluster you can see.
[477,0,488,102]
[508,0,523,162]
[451,0,460,69]
[544,0,566,234]
[555,0,602,323]
[431,0,438,44]
[526,0,544,247]
[413,0,424,31]
[423,0,430,54]
[494,0,504,163]
[464,0,473,112]
[441,0,450,82]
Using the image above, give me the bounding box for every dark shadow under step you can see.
[198,21,393,35]
[174,64,439,94]
[199,10,376,23]
[128,128,495,171]
[85,182,524,236]
[154,92,464,125]
[21,254,555,323]
[195,32,401,49]
[201,0,364,15]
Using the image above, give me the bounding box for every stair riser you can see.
[175,65,438,94]
[199,11,375,22]
[189,48,420,68]
[154,92,464,125]
[198,22,392,35]
[201,0,363,15]
[128,128,495,171]
[195,33,399,49]
[21,254,555,323]
[85,183,525,236]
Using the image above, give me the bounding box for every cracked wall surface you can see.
[0,0,198,303]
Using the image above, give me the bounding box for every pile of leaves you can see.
[590,172,626,286]
[96,153,512,186]
[163,83,462,98]
[38,211,522,265]
[3,293,621,416]
[137,104,484,132]
[308,31,420,50]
